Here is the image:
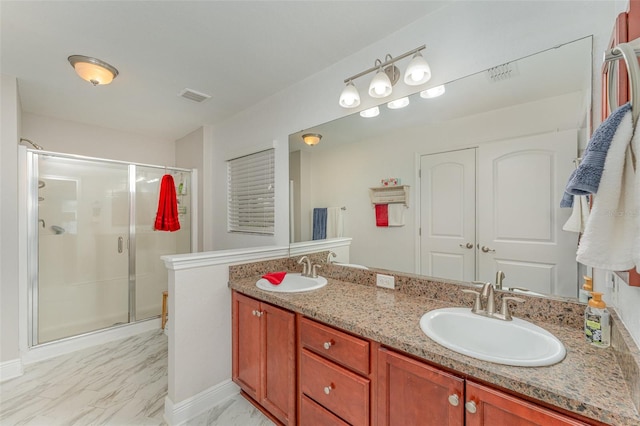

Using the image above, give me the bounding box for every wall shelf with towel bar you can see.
[369,185,410,207]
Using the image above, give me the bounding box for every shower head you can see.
[20,138,43,150]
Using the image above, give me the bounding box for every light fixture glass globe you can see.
[404,52,431,86]
[368,69,392,98]
[339,82,361,108]
[420,85,446,99]
[359,106,380,118]
[387,97,410,109]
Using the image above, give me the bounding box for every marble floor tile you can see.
[0,329,273,426]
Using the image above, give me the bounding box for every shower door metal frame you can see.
[27,150,193,347]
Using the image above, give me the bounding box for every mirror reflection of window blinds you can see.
[227,148,275,234]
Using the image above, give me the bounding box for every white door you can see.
[420,149,476,281]
[477,130,577,297]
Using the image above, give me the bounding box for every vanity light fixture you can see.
[387,97,410,109]
[339,45,430,108]
[68,55,119,86]
[420,84,446,99]
[302,133,322,146]
[339,81,361,108]
[359,106,380,118]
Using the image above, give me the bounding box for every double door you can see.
[419,130,577,297]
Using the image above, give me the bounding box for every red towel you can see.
[375,204,388,227]
[154,174,181,232]
[262,271,287,285]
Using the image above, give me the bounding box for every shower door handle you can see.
[118,236,124,253]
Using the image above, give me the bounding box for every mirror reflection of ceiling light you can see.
[359,106,380,118]
[68,55,119,86]
[302,133,322,146]
[420,85,446,99]
[387,97,410,109]
[339,45,431,108]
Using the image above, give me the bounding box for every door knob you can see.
[459,242,473,249]
[481,246,496,253]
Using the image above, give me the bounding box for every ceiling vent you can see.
[486,62,519,82]
[178,88,212,103]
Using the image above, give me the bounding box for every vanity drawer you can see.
[300,348,369,425]
[300,317,370,375]
[300,394,350,426]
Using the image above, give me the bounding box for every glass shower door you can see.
[35,155,130,344]
[134,167,191,321]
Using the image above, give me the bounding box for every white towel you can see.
[576,111,637,270]
[326,207,344,238]
[388,204,405,227]
[562,195,590,233]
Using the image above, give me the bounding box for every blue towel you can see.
[561,102,631,207]
[312,208,327,240]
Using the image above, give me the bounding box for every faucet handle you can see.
[462,289,482,313]
[500,296,525,321]
[326,251,337,264]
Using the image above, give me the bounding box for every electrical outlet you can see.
[376,273,395,289]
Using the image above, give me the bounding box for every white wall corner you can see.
[163,379,239,426]
[0,358,23,382]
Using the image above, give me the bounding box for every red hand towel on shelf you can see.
[262,271,287,285]
[154,174,181,232]
[375,204,389,227]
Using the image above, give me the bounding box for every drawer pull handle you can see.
[323,340,334,350]
[448,394,459,406]
[324,384,334,395]
[465,401,477,414]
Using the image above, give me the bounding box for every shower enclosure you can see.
[27,151,193,346]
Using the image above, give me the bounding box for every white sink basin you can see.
[420,307,566,367]
[256,273,327,293]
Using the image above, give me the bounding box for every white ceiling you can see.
[0,1,449,140]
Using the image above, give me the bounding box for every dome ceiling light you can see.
[68,55,119,86]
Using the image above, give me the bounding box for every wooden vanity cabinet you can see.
[298,316,372,425]
[377,347,464,425]
[232,291,296,425]
[377,348,589,426]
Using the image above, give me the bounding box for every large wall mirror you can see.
[289,36,592,299]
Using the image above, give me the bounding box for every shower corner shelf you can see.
[369,185,410,207]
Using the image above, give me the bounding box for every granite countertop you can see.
[230,274,640,426]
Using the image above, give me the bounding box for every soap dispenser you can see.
[584,292,611,348]
[579,275,593,303]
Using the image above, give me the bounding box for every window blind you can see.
[227,148,275,234]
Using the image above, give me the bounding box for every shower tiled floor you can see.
[0,330,274,426]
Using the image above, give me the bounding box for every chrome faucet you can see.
[495,270,505,290]
[326,251,337,264]
[298,256,312,277]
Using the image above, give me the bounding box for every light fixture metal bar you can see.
[343,44,426,83]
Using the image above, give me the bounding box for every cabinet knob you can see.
[324,384,334,395]
[323,340,334,350]
[448,394,459,406]
[465,401,477,414]
[252,310,263,317]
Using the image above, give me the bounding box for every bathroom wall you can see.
[300,92,585,273]
[1,75,22,368]
[21,113,176,165]
[175,127,205,252]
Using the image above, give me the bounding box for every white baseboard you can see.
[0,358,24,382]
[164,379,240,426]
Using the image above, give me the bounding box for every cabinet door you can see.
[262,302,296,425]
[232,292,261,401]
[465,381,588,426]
[377,348,464,426]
